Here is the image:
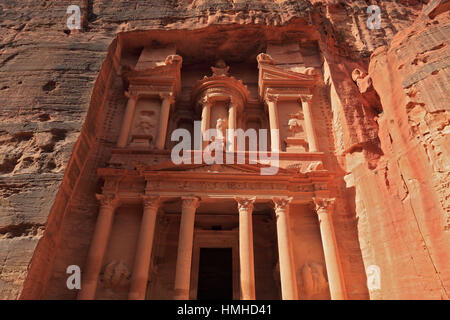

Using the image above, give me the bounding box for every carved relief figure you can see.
[130,108,159,148]
[287,111,304,138]
[101,260,131,290]
[300,262,329,298]
[216,118,227,140]
[135,110,156,136]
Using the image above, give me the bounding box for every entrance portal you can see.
[197,248,233,300]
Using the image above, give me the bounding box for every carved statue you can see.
[288,111,304,137]
[101,260,131,289]
[300,262,329,298]
[134,111,156,136]
[215,118,227,139]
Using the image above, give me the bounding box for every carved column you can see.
[273,197,298,300]
[155,93,173,150]
[174,196,200,300]
[78,194,120,300]
[236,197,256,300]
[227,100,237,152]
[117,93,138,148]
[201,98,211,134]
[266,94,280,152]
[128,195,161,300]
[300,95,318,152]
[201,100,212,149]
[312,198,346,300]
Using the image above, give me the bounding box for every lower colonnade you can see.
[77,192,346,300]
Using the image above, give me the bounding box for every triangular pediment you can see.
[134,161,289,175]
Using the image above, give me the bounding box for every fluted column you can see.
[174,196,200,300]
[266,94,280,152]
[313,198,346,300]
[227,101,237,152]
[78,194,120,300]
[236,197,256,300]
[155,93,173,150]
[117,93,138,148]
[300,95,318,152]
[128,195,161,300]
[273,197,298,300]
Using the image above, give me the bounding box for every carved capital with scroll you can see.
[312,197,335,214]
[141,195,161,210]
[272,197,293,212]
[300,94,313,103]
[181,196,200,211]
[96,193,120,209]
[236,197,256,213]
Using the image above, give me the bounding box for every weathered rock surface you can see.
[0,0,448,299]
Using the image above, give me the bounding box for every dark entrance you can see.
[197,248,233,300]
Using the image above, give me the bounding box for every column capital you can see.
[159,92,174,103]
[200,95,214,108]
[300,94,313,103]
[95,194,120,209]
[265,93,279,103]
[181,196,200,210]
[125,90,138,100]
[236,197,256,212]
[272,197,293,212]
[313,197,335,213]
[141,195,161,209]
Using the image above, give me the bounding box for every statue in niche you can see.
[101,260,131,290]
[130,110,157,148]
[211,59,230,76]
[285,111,308,152]
[216,118,227,140]
[288,111,304,138]
[135,110,156,135]
[300,262,329,298]
[207,118,227,151]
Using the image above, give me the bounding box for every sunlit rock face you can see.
[0,0,448,300]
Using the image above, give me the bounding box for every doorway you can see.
[197,248,233,300]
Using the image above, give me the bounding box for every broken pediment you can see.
[121,48,183,97]
[257,55,319,100]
